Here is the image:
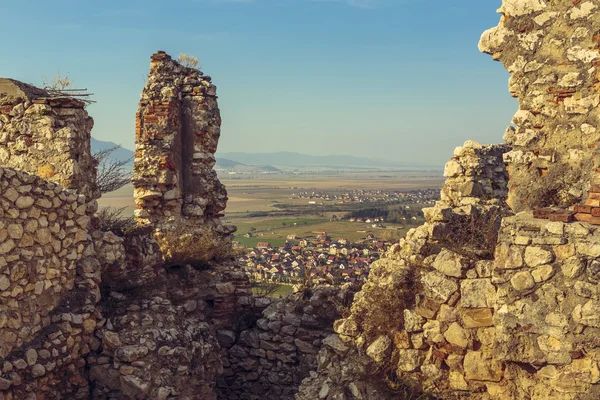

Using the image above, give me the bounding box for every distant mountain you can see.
[215,158,243,169]
[215,157,281,174]
[216,152,403,168]
[91,138,134,165]
[89,140,429,172]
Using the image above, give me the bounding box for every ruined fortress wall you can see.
[218,286,351,400]
[0,168,93,359]
[0,79,105,399]
[133,52,234,264]
[439,141,509,207]
[0,167,102,399]
[134,51,226,225]
[297,142,514,399]
[479,0,600,212]
[0,79,99,204]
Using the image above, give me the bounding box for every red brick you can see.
[575,204,593,214]
[533,208,554,219]
[591,184,600,193]
[592,208,600,217]
[549,211,574,223]
[589,193,600,200]
[589,217,600,225]
[575,213,593,222]
[585,199,600,207]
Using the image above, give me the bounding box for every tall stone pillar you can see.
[133,51,234,264]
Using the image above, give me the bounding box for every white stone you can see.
[511,271,535,291]
[498,0,546,16]
[582,123,597,135]
[569,1,596,19]
[524,246,553,267]
[444,160,464,178]
[444,322,470,348]
[366,336,391,364]
[461,279,496,308]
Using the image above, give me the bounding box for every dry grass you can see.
[379,369,440,400]
[178,53,200,69]
[436,206,505,260]
[157,228,235,267]
[352,265,420,343]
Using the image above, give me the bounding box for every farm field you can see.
[233,218,409,246]
[97,171,444,246]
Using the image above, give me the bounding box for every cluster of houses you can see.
[292,188,439,204]
[238,232,394,285]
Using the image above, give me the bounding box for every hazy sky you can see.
[0,0,516,166]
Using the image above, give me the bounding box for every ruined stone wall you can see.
[490,213,600,398]
[0,167,102,399]
[0,79,99,204]
[0,61,262,400]
[295,3,600,395]
[217,286,353,400]
[86,259,259,400]
[297,142,514,399]
[133,52,234,264]
[479,0,600,212]
[0,79,106,399]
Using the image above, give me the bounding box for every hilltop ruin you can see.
[296,1,600,399]
[3,1,600,399]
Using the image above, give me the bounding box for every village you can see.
[291,188,439,205]
[237,231,394,286]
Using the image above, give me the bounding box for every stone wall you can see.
[133,52,234,264]
[0,61,258,400]
[0,79,99,204]
[0,167,102,399]
[296,141,512,400]
[217,286,354,400]
[479,0,600,212]
[296,3,600,398]
[86,255,259,400]
[490,213,600,398]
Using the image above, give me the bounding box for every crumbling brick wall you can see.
[133,52,234,264]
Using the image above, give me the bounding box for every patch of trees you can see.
[348,205,424,224]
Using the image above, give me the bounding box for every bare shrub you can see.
[93,145,132,194]
[352,265,420,343]
[94,207,136,236]
[529,161,591,209]
[331,283,361,319]
[436,206,505,260]
[377,368,440,400]
[41,72,95,106]
[178,53,200,69]
[42,72,72,91]
[297,263,316,299]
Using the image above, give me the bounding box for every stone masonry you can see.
[0,169,102,399]
[133,51,235,264]
[297,2,600,399]
[479,0,600,212]
[0,79,99,205]
[0,62,250,399]
[217,285,354,400]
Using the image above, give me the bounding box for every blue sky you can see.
[0,0,515,166]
